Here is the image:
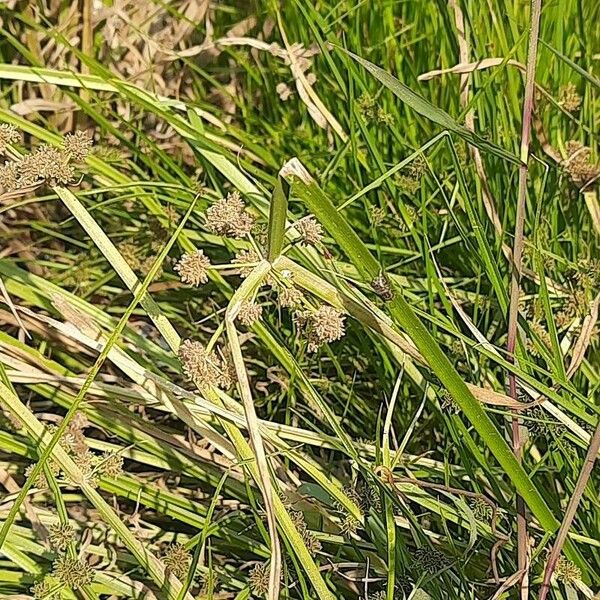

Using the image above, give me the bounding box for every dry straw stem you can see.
[506,1,543,594]
[539,421,600,600]
[224,259,282,600]
[0,380,194,600]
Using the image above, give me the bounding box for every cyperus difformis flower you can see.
[555,555,581,583]
[249,562,270,596]
[237,300,263,326]
[163,542,191,579]
[174,250,211,286]
[278,286,304,309]
[63,131,93,161]
[233,248,260,278]
[564,141,600,187]
[48,522,75,551]
[205,191,255,238]
[558,82,582,113]
[294,216,323,246]
[52,555,94,589]
[98,451,123,478]
[0,124,20,154]
[300,305,346,352]
[179,339,230,389]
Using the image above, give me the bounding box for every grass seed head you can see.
[174,250,211,286]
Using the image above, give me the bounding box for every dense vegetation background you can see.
[0,1,598,599]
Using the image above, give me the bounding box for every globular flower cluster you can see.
[63,131,93,162]
[25,459,61,489]
[174,250,211,286]
[233,248,260,278]
[470,497,493,522]
[289,509,322,554]
[294,216,323,246]
[413,547,450,574]
[297,305,346,352]
[564,140,600,187]
[100,451,124,478]
[356,93,394,125]
[52,555,94,589]
[0,130,93,195]
[178,339,232,389]
[0,123,20,153]
[205,191,255,238]
[48,522,76,552]
[249,562,270,596]
[278,286,304,309]
[163,542,191,579]
[237,300,263,326]
[554,555,581,583]
[31,577,59,599]
[558,82,582,113]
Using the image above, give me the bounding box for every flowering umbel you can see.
[174,250,211,286]
[205,191,255,238]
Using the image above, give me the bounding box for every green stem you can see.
[281,158,559,535]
